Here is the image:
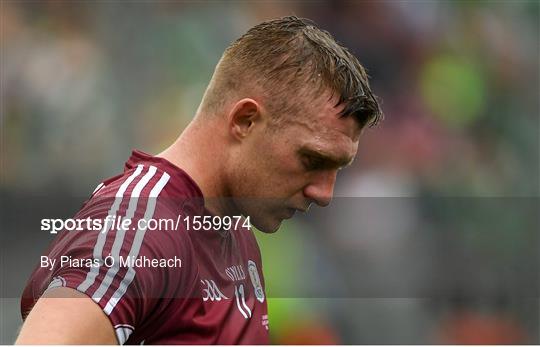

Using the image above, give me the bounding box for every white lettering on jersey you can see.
[225,264,246,281]
[262,314,269,330]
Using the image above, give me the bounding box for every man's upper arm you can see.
[16,287,117,344]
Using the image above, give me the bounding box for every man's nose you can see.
[303,171,337,207]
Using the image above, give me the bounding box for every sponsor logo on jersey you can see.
[247,260,265,303]
[201,279,228,301]
[225,264,246,281]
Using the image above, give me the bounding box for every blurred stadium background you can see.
[1,0,539,344]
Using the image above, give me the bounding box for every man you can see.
[17,16,381,344]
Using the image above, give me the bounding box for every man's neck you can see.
[156,119,232,217]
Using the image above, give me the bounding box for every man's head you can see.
[197,16,382,232]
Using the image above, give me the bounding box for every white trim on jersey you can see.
[92,182,105,195]
[103,171,170,315]
[78,164,144,293]
[46,276,67,291]
[114,324,134,345]
[92,165,158,302]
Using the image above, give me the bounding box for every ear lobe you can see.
[229,98,261,140]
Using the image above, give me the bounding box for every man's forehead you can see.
[306,109,362,142]
[280,92,362,163]
[302,131,359,164]
[300,143,357,169]
[291,118,359,168]
[307,93,363,139]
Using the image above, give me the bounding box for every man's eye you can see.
[303,156,324,170]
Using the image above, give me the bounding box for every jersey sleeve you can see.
[27,166,197,344]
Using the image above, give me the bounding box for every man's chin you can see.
[250,217,282,234]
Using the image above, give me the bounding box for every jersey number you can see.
[234,284,252,319]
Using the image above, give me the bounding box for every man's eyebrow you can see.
[299,147,355,168]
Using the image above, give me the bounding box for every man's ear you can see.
[228,98,261,140]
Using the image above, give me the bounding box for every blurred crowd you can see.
[2,1,538,344]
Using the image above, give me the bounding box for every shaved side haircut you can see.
[200,16,382,128]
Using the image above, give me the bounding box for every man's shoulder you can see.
[67,160,201,257]
[82,154,202,216]
[96,163,198,199]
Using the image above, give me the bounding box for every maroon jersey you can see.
[21,150,270,344]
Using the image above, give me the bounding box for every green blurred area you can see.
[421,55,486,128]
